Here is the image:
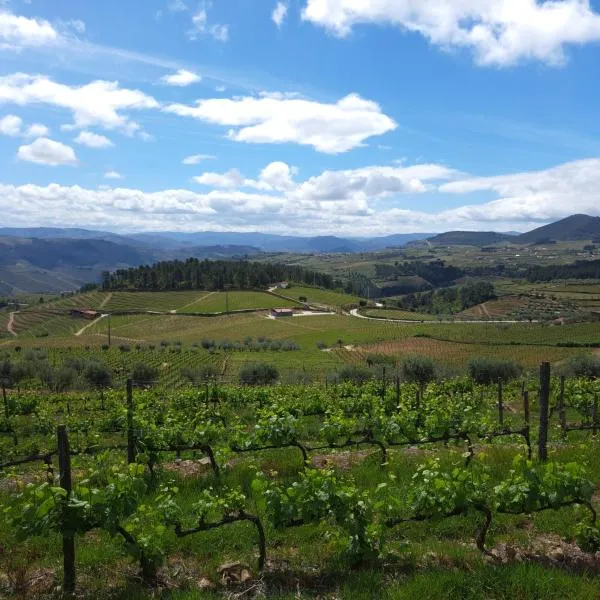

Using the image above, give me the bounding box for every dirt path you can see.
[75,313,108,337]
[7,312,17,336]
[98,292,112,309]
[178,291,216,311]
[480,302,491,318]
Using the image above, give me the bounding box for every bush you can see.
[239,363,279,386]
[567,353,600,379]
[467,357,523,385]
[131,363,159,387]
[335,365,373,385]
[299,296,308,302]
[181,364,219,384]
[84,362,112,389]
[401,355,436,386]
[316,341,327,350]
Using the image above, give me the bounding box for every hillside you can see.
[516,214,600,244]
[426,231,515,246]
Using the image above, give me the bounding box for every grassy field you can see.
[361,308,438,321]
[2,290,600,382]
[178,291,300,313]
[282,285,361,307]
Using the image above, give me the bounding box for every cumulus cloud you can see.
[25,123,49,138]
[272,2,288,28]
[166,92,396,153]
[2,157,599,234]
[0,10,59,49]
[161,69,201,86]
[168,0,188,12]
[189,7,229,42]
[0,113,22,136]
[17,137,78,166]
[183,154,216,165]
[0,114,50,138]
[439,158,600,222]
[104,170,124,180]
[75,131,114,149]
[193,162,298,191]
[0,73,158,134]
[302,0,600,66]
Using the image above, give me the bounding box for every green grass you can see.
[178,291,300,313]
[361,308,438,321]
[282,285,361,307]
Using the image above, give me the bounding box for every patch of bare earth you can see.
[491,534,600,574]
[161,458,213,478]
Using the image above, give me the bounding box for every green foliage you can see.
[494,457,594,514]
[567,353,600,378]
[401,355,436,386]
[335,365,373,385]
[239,362,279,385]
[468,357,523,385]
[255,468,380,561]
[131,363,159,387]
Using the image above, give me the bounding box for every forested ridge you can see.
[101,258,337,291]
[526,259,600,282]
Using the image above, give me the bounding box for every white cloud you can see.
[2,158,600,234]
[182,154,216,165]
[272,2,288,28]
[161,69,201,86]
[0,10,59,48]
[168,0,188,12]
[189,6,229,41]
[439,158,600,222]
[0,73,159,134]
[193,163,298,191]
[215,85,226,92]
[75,131,114,149]
[17,137,78,166]
[302,0,600,66]
[25,123,49,138]
[104,170,124,180]
[0,113,22,136]
[166,92,396,153]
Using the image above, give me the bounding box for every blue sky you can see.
[1,0,600,235]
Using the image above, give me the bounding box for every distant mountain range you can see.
[422,214,600,246]
[0,214,599,295]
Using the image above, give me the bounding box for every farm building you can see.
[70,309,99,320]
[270,308,294,318]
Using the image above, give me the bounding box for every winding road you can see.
[6,312,17,336]
[348,308,537,325]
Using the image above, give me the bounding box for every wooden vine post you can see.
[497,379,504,427]
[126,378,135,464]
[57,425,76,593]
[2,381,8,421]
[538,362,551,462]
[558,375,567,438]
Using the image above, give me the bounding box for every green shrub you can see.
[132,363,159,387]
[567,353,600,378]
[181,364,219,384]
[239,362,279,386]
[335,365,373,385]
[468,357,523,385]
[401,355,436,386]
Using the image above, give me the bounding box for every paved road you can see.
[348,308,537,325]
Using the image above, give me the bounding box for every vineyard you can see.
[2,367,600,598]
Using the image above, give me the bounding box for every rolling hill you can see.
[425,231,516,246]
[516,214,600,244]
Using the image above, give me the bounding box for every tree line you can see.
[525,259,600,282]
[100,258,337,291]
[395,282,496,314]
